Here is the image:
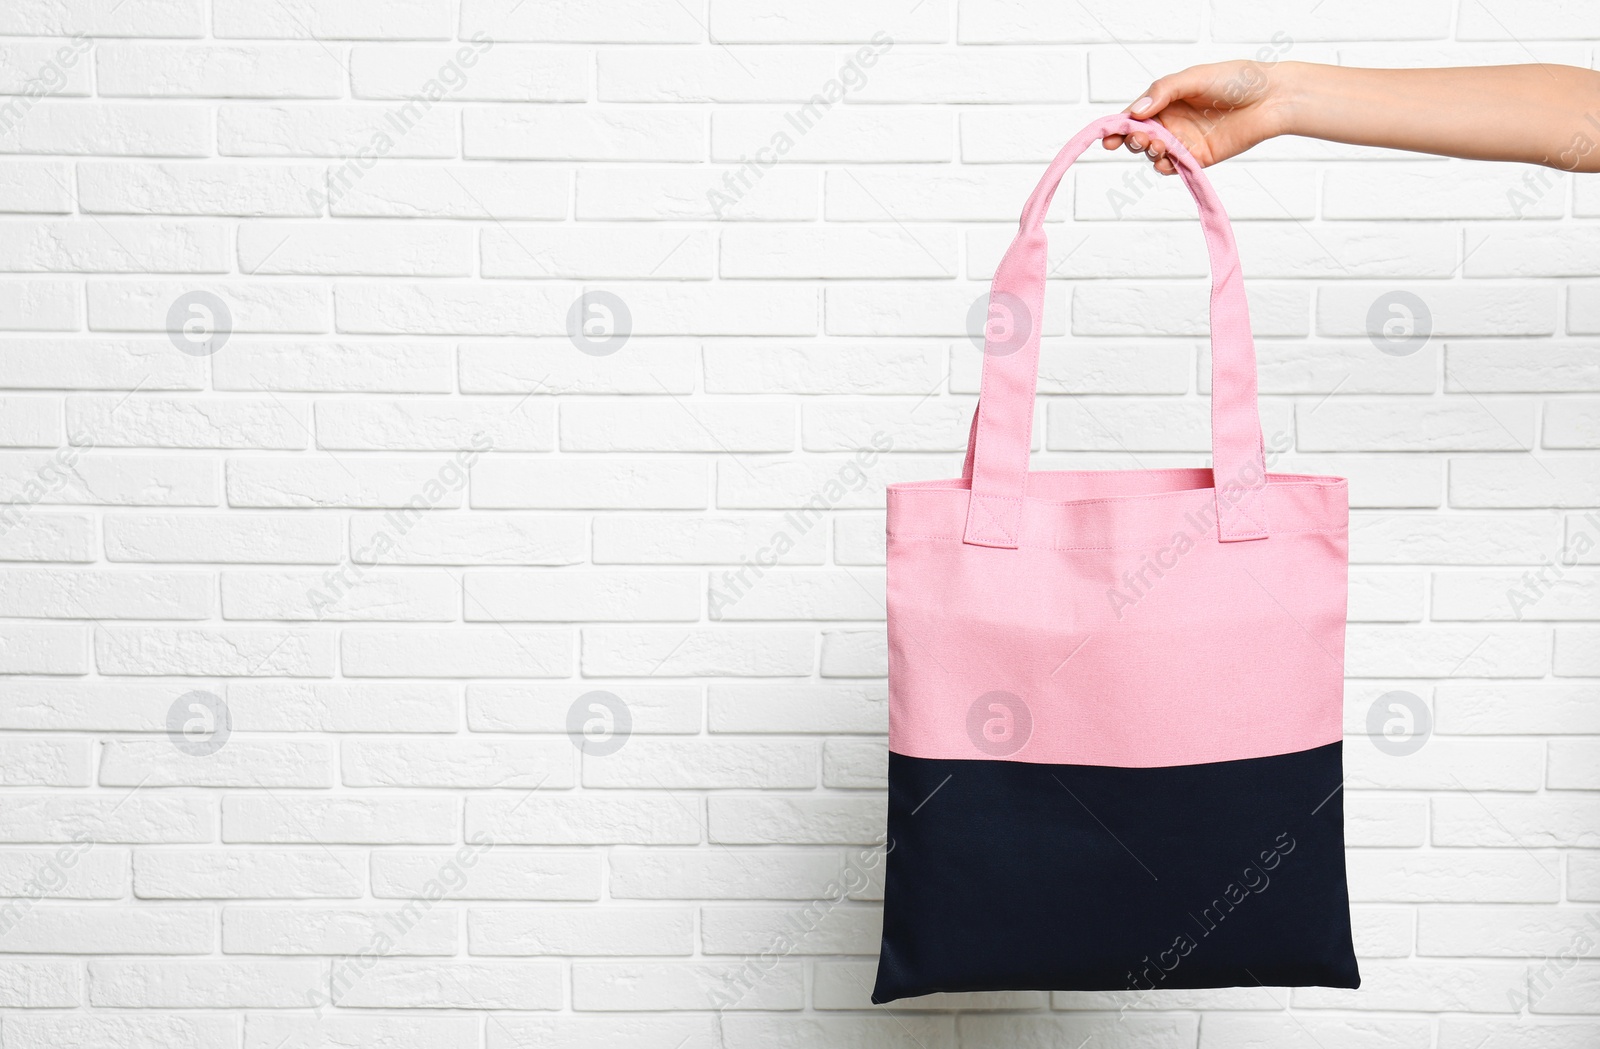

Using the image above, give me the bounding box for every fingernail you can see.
[1131,96,1153,114]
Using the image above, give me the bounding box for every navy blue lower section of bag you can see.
[871,741,1360,1003]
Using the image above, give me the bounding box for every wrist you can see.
[1264,60,1308,139]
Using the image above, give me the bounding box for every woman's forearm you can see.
[1274,60,1600,171]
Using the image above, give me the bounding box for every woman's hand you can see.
[1102,60,1600,174]
[1101,60,1294,174]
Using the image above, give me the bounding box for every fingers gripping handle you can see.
[962,115,1270,548]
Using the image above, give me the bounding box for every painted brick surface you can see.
[0,4,1593,1045]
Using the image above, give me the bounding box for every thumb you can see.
[1105,66,1207,149]
[1126,65,1212,118]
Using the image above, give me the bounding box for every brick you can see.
[709,1,946,43]
[341,738,575,788]
[582,739,818,789]
[351,45,586,102]
[1345,625,1549,678]
[224,796,458,844]
[1298,399,1536,452]
[135,848,364,899]
[1293,959,1527,1012]
[461,0,701,42]
[246,1015,476,1049]
[0,850,125,895]
[219,104,456,157]
[468,906,693,955]
[1433,796,1600,848]
[593,514,826,565]
[1199,1014,1433,1049]
[609,848,861,900]
[97,44,345,98]
[1419,906,1600,956]
[226,457,468,509]
[1325,163,1560,220]
[560,400,794,452]
[0,218,226,273]
[1348,850,1561,903]
[483,226,713,279]
[0,794,212,843]
[466,682,701,735]
[4,1016,236,1049]
[214,0,450,39]
[466,108,703,162]
[0,339,202,389]
[100,738,332,787]
[90,958,322,1006]
[67,394,309,449]
[712,108,951,164]
[0,0,203,36]
[341,626,571,678]
[89,279,329,333]
[0,103,209,157]
[467,795,701,846]
[8,907,210,954]
[962,1,1199,42]
[0,959,81,1007]
[1436,681,1600,735]
[95,624,334,676]
[331,164,570,219]
[1448,343,1600,392]
[223,905,457,954]
[332,961,561,1009]
[581,626,814,676]
[709,796,884,845]
[79,161,324,216]
[572,960,801,1010]
[710,682,886,733]
[0,568,211,618]
[371,850,601,901]
[962,1015,1198,1049]
[239,221,473,276]
[105,512,343,563]
[578,166,817,222]
[706,340,941,394]
[1438,1018,1600,1049]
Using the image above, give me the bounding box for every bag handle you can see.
[962,114,1270,548]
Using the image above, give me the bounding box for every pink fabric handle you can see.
[962,114,1270,548]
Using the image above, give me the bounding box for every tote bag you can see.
[872,114,1360,1003]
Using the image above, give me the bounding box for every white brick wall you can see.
[0,2,1594,1046]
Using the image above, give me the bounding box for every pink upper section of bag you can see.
[885,116,1349,768]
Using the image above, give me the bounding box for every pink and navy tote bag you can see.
[872,114,1360,1002]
